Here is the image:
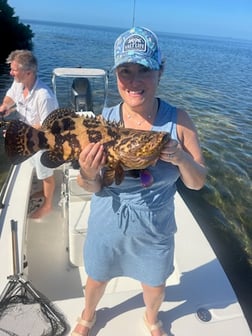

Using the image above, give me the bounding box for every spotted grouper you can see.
[5,108,170,185]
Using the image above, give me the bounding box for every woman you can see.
[72,27,207,336]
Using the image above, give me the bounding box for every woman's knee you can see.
[141,282,165,297]
[86,277,108,289]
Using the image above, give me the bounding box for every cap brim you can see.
[113,55,160,70]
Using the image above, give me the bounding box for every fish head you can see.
[115,128,170,169]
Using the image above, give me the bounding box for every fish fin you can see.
[40,151,65,168]
[114,164,125,185]
[102,169,115,186]
[5,120,47,165]
[102,165,125,186]
[42,107,77,130]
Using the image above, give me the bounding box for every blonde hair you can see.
[6,50,37,73]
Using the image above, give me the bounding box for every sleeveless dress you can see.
[84,99,180,286]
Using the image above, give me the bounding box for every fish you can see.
[5,108,171,186]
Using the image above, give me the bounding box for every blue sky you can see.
[8,0,252,40]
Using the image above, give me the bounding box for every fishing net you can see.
[0,275,68,336]
[0,221,69,336]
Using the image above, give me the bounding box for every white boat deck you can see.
[0,161,251,335]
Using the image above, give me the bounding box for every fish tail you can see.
[5,120,50,165]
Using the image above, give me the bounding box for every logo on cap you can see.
[123,34,147,53]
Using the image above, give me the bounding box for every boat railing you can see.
[0,165,15,209]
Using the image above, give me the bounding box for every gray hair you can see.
[6,50,38,73]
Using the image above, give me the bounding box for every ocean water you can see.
[0,20,251,328]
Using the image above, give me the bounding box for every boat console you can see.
[52,67,108,114]
[71,77,93,112]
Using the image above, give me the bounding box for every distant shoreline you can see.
[22,19,252,43]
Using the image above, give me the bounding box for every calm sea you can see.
[0,20,251,328]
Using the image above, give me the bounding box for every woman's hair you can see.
[160,58,166,73]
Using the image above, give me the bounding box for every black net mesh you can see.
[0,276,69,336]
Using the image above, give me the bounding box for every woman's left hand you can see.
[160,138,207,190]
[160,139,183,165]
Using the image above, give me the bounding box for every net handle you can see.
[11,220,20,275]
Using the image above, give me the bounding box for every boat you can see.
[0,67,251,336]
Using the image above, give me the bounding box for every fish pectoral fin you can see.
[114,165,125,185]
[102,165,125,186]
[40,151,65,168]
[103,168,116,186]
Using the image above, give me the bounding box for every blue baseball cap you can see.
[113,27,162,70]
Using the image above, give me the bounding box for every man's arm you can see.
[0,96,16,116]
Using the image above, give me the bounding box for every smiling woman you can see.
[73,26,207,336]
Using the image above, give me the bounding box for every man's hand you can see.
[0,103,16,117]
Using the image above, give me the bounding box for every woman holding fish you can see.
[73,27,207,336]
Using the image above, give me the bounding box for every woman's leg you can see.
[141,282,166,336]
[72,276,108,336]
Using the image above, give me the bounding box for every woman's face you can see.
[116,63,161,109]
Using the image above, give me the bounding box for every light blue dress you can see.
[84,99,180,286]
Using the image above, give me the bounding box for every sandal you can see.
[143,313,168,336]
[71,312,96,336]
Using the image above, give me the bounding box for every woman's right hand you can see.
[78,142,106,180]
